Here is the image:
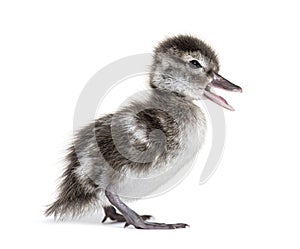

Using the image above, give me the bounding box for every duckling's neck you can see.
[150,88,194,105]
[148,88,200,121]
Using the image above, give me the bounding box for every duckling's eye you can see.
[189,60,202,69]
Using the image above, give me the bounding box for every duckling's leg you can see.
[102,206,152,223]
[105,189,189,229]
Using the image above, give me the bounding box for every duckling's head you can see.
[150,35,242,110]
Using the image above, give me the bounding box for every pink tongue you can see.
[204,90,234,111]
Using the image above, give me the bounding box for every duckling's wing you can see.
[94,108,180,172]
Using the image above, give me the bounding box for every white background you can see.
[1,0,300,248]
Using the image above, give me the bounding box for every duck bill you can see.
[204,72,242,111]
[212,72,242,93]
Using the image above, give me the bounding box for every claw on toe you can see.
[172,223,190,229]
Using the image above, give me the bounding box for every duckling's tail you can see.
[45,146,99,219]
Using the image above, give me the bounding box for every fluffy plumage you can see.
[45,90,204,218]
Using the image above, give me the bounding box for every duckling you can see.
[45,35,242,229]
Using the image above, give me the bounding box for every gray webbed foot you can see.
[105,189,188,229]
[124,220,189,229]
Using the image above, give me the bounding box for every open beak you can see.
[204,72,242,111]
